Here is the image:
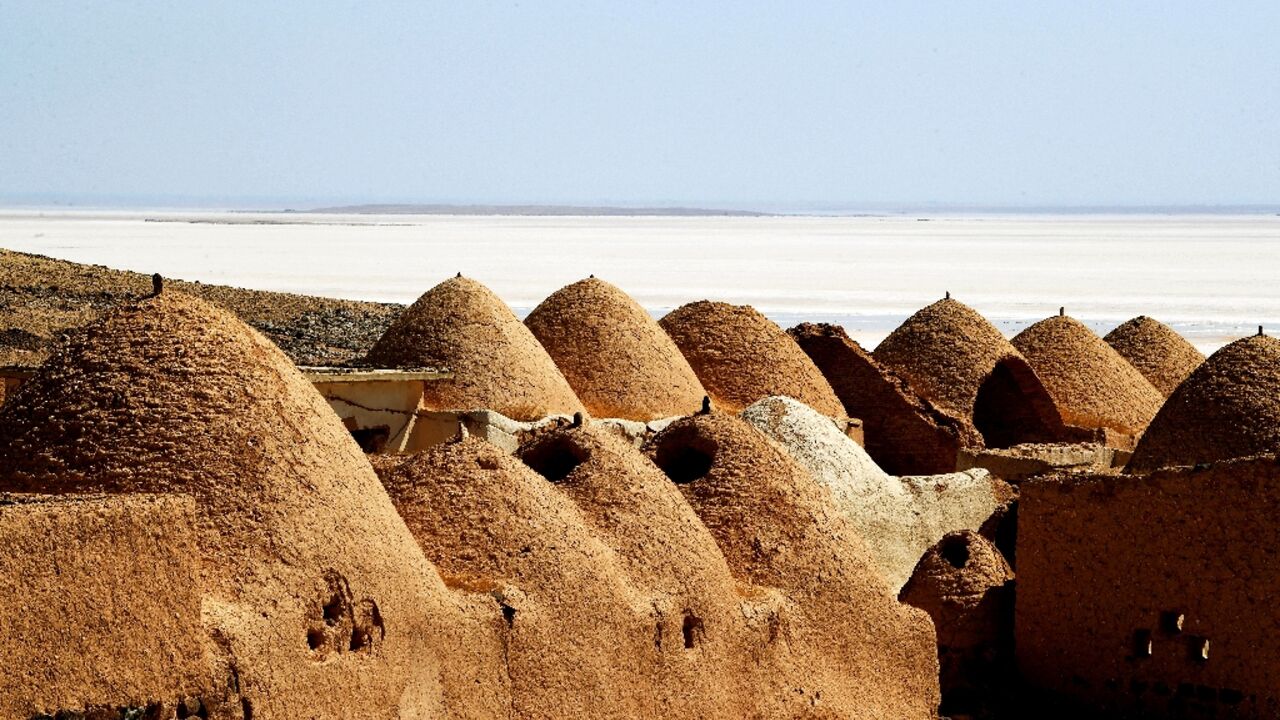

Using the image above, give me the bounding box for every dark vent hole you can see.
[350,628,370,652]
[322,593,345,624]
[655,443,715,485]
[940,536,970,569]
[306,628,326,650]
[1134,629,1153,658]
[350,425,391,453]
[520,437,588,483]
[681,611,704,649]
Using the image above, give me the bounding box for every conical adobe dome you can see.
[899,531,1014,718]
[1127,334,1280,473]
[366,275,584,420]
[644,413,941,719]
[900,531,1014,616]
[874,298,1065,449]
[524,277,706,420]
[516,424,762,717]
[658,300,845,416]
[1012,314,1164,438]
[1104,316,1204,397]
[378,435,666,719]
[790,322,964,474]
[0,291,505,719]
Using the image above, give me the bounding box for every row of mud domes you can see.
[3,283,1276,717]
[0,290,952,718]
[365,275,846,422]
[365,275,1275,475]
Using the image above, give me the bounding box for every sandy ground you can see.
[3,210,1277,353]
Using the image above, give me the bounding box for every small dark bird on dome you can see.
[572,411,584,428]
[1259,326,1265,337]
[699,396,712,415]
[945,291,950,299]
[589,274,595,279]
[151,273,163,297]
[1059,306,1065,317]
[456,272,462,278]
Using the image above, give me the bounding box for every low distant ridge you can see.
[308,203,771,216]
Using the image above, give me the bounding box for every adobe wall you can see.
[0,493,209,718]
[0,373,27,407]
[313,378,425,452]
[1017,457,1280,718]
[957,442,1121,483]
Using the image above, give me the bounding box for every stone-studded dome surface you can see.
[525,277,706,420]
[790,322,965,474]
[1012,314,1164,437]
[0,290,505,718]
[1128,334,1280,473]
[1104,315,1204,397]
[366,275,584,419]
[874,298,1065,448]
[643,412,941,719]
[659,300,845,416]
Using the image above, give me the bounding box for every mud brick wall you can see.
[1017,457,1280,718]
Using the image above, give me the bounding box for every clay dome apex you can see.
[659,300,845,417]
[366,275,584,419]
[1012,314,1164,437]
[874,298,1064,448]
[1128,334,1280,473]
[1103,316,1204,397]
[525,277,706,420]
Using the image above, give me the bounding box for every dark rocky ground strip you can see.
[0,249,402,367]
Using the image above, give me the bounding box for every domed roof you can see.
[741,396,1010,592]
[658,301,845,416]
[366,276,584,420]
[874,298,1065,448]
[790,322,964,475]
[515,424,762,716]
[1012,314,1164,437]
[1104,316,1204,397]
[1127,334,1280,473]
[524,277,706,420]
[899,530,1013,609]
[898,530,1014,717]
[378,435,668,719]
[517,424,737,595]
[740,396,893,494]
[643,413,942,718]
[0,291,502,717]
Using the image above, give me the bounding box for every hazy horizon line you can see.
[2,194,1279,217]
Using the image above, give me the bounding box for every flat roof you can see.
[0,366,34,380]
[299,366,454,382]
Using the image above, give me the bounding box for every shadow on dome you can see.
[973,358,1061,449]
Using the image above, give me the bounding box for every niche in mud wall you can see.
[305,572,385,658]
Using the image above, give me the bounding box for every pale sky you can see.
[1,1,1277,209]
